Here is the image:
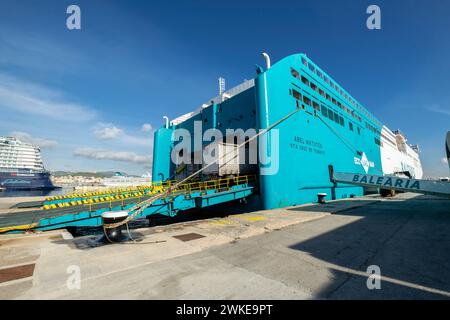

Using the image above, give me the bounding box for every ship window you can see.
[312,101,320,110]
[301,76,309,86]
[349,122,354,131]
[374,137,381,146]
[327,108,334,120]
[334,112,340,123]
[290,67,300,79]
[319,88,325,97]
[292,89,301,100]
[301,57,308,67]
[303,96,311,106]
[339,116,344,126]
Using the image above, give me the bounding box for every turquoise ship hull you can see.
[152,53,383,210]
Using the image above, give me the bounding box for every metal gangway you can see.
[0,175,257,234]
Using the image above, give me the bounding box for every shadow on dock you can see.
[287,194,450,299]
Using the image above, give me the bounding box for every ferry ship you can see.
[0,136,56,190]
[152,53,423,210]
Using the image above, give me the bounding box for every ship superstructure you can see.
[0,136,55,190]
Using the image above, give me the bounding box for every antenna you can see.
[218,77,225,96]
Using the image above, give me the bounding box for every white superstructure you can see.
[380,127,423,178]
[102,175,151,187]
[0,137,44,171]
[170,79,255,126]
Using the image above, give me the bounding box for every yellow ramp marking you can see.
[0,223,38,233]
[241,215,267,222]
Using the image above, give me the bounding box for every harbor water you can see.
[0,186,73,198]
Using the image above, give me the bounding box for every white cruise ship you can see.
[0,136,55,190]
[380,128,423,178]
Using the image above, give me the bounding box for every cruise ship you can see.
[151,53,423,210]
[0,136,55,190]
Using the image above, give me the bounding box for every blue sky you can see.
[0,0,448,177]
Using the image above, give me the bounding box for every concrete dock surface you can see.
[0,192,449,299]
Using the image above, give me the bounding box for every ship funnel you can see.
[163,116,169,128]
[261,52,271,69]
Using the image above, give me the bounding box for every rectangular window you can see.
[339,116,344,126]
[303,96,311,106]
[319,88,325,97]
[374,137,381,146]
[317,70,323,79]
[290,67,300,79]
[327,108,334,120]
[308,64,315,73]
[292,89,301,100]
[357,127,361,135]
[332,98,337,105]
[349,122,354,131]
[325,77,330,85]
[312,101,320,111]
[326,94,331,101]
[301,76,309,86]
[301,57,308,67]
[310,82,317,91]
[334,112,340,123]
[321,105,327,117]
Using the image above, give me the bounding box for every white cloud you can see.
[441,157,449,165]
[74,148,151,164]
[94,123,124,140]
[0,74,96,121]
[141,123,153,132]
[10,131,58,149]
[429,105,450,116]
[93,123,152,146]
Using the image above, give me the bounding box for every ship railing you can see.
[42,175,257,210]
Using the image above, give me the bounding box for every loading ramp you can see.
[0,175,257,233]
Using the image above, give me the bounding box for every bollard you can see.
[101,211,128,243]
[317,193,327,204]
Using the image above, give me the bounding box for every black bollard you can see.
[317,193,327,204]
[101,211,129,243]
